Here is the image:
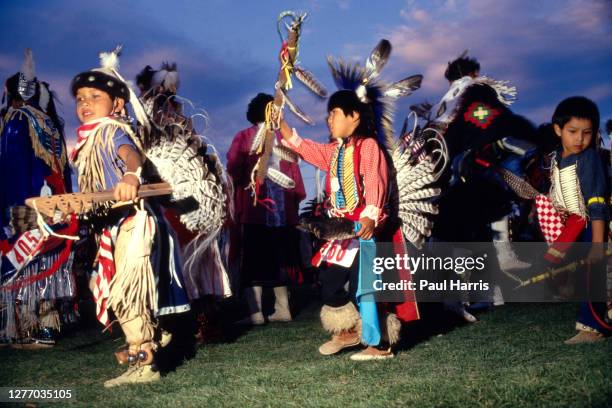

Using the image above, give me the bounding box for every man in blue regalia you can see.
[0,49,76,349]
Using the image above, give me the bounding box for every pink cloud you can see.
[548,0,611,33]
[337,0,351,11]
[375,0,610,119]
[582,83,612,101]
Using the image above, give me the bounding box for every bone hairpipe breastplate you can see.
[551,161,587,218]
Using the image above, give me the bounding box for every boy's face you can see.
[327,107,360,139]
[75,87,124,123]
[554,117,594,156]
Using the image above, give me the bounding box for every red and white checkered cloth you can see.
[535,194,565,244]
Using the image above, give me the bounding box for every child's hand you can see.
[585,245,604,265]
[114,174,140,202]
[357,217,376,240]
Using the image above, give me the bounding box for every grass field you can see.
[0,299,610,408]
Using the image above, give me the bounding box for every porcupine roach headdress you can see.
[301,40,449,249]
[326,39,423,152]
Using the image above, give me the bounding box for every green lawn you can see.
[0,301,610,407]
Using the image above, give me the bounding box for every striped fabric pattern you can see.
[341,145,358,211]
[93,228,116,325]
[330,143,358,212]
[335,145,346,208]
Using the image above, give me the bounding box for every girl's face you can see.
[327,107,360,139]
[554,117,594,157]
[75,87,123,123]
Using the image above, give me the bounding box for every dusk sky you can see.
[1,0,611,195]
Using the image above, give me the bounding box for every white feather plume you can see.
[99,45,122,71]
[146,131,228,235]
[152,63,180,93]
[38,83,50,112]
[21,48,35,81]
[266,166,295,189]
[249,123,266,154]
[162,70,179,93]
[355,84,368,103]
[152,70,167,89]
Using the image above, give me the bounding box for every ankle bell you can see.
[127,353,138,365]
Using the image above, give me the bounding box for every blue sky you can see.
[1,0,611,194]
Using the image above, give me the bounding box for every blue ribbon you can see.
[354,223,381,346]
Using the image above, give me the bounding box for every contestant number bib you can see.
[319,238,359,267]
[5,229,42,270]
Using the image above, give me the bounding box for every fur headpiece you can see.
[70,45,150,140]
[326,39,423,151]
[70,45,129,100]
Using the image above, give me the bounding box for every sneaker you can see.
[445,302,478,323]
[267,311,292,323]
[563,330,605,345]
[350,346,394,361]
[318,330,361,355]
[103,365,161,388]
[462,310,478,323]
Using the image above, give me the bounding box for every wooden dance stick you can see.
[25,183,173,218]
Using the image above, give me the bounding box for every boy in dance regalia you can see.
[543,97,610,344]
[423,54,535,246]
[0,49,75,348]
[418,52,537,312]
[70,47,190,386]
[278,40,434,360]
[135,62,232,344]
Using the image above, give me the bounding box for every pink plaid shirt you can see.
[282,130,388,222]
